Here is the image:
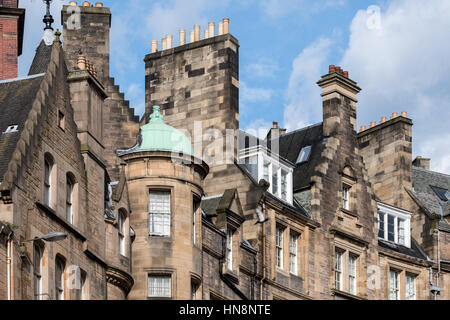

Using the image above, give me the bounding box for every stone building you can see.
[0,1,448,300]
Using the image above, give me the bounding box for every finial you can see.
[150,106,164,122]
[43,0,54,31]
[54,29,61,44]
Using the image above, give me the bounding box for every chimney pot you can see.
[95,2,103,7]
[82,1,90,7]
[204,29,209,39]
[218,22,224,35]
[343,71,349,78]
[162,37,167,50]
[401,111,407,118]
[329,65,336,73]
[190,30,195,43]
[391,112,398,119]
[179,29,186,46]
[194,25,201,41]
[208,22,215,38]
[166,34,173,49]
[380,116,387,124]
[273,121,278,129]
[223,18,230,34]
[151,40,158,53]
[360,125,367,132]
[69,1,77,5]
[370,121,376,128]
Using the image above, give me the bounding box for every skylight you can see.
[430,186,449,202]
[296,145,312,164]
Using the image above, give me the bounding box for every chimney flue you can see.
[151,40,158,53]
[218,22,224,35]
[370,121,376,128]
[208,22,215,38]
[194,25,201,41]
[179,29,186,46]
[401,111,408,118]
[190,30,194,43]
[360,125,367,132]
[273,121,278,129]
[223,18,230,34]
[380,116,387,124]
[391,112,398,120]
[329,65,336,73]
[166,34,173,49]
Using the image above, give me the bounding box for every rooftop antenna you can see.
[42,0,55,45]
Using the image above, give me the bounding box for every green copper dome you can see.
[134,106,194,156]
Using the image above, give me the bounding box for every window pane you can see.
[335,251,342,290]
[406,274,416,300]
[387,215,395,242]
[149,191,171,236]
[281,171,287,201]
[398,219,405,245]
[390,270,399,300]
[148,275,171,298]
[263,161,270,183]
[378,212,385,239]
[272,167,279,195]
[276,227,284,269]
[289,233,298,274]
[348,255,357,295]
[296,145,312,163]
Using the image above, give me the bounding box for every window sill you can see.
[340,208,358,218]
[332,288,366,300]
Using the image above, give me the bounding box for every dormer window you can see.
[378,203,411,247]
[239,146,294,204]
[296,145,312,164]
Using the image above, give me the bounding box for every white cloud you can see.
[283,37,332,131]
[240,81,274,103]
[244,57,280,79]
[340,0,450,174]
[243,118,273,139]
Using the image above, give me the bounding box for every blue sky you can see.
[19,0,450,174]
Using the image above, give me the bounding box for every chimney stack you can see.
[412,156,431,170]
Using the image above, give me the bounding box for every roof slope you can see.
[378,238,429,261]
[0,75,45,183]
[412,167,450,218]
[277,123,324,191]
[28,40,53,76]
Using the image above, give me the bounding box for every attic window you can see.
[296,145,312,164]
[3,125,19,134]
[430,186,449,202]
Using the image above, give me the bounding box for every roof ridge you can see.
[280,122,323,138]
[0,73,45,84]
[413,166,450,178]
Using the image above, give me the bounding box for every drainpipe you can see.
[219,236,248,300]
[260,202,267,300]
[251,254,257,300]
[6,231,13,300]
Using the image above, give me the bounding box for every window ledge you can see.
[340,208,358,218]
[332,288,366,300]
[36,201,86,241]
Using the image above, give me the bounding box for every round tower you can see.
[119,106,208,300]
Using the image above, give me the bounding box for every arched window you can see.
[118,210,127,256]
[33,242,44,300]
[55,256,65,300]
[44,153,54,207]
[66,173,76,224]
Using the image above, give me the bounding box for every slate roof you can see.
[411,166,450,219]
[0,75,44,184]
[378,238,430,261]
[276,123,324,191]
[201,194,224,217]
[28,40,53,76]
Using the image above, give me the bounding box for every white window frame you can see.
[289,233,298,275]
[238,147,294,204]
[378,203,411,248]
[66,176,74,224]
[33,243,43,300]
[149,191,171,237]
[389,270,400,300]
[406,273,416,300]
[276,226,284,269]
[55,257,65,301]
[334,250,343,291]
[348,254,357,295]
[148,275,171,298]
[226,229,233,271]
[118,211,126,256]
[342,184,350,210]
